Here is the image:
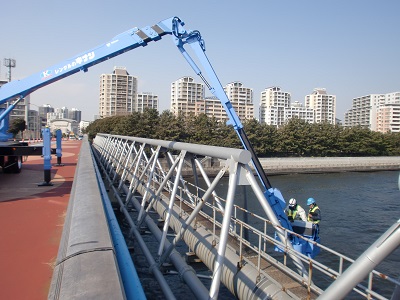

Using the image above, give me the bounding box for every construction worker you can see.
[284,198,307,222]
[307,198,321,225]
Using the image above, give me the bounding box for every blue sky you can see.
[1,1,399,121]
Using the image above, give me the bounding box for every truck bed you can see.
[0,141,44,156]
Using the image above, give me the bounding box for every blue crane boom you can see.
[0,18,172,107]
[0,16,318,257]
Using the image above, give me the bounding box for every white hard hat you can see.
[289,198,297,207]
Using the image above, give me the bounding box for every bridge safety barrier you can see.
[48,136,144,300]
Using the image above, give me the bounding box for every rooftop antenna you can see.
[4,58,16,82]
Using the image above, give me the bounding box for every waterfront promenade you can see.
[0,140,81,300]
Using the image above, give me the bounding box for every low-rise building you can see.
[49,118,79,136]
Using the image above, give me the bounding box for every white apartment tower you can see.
[224,82,254,120]
[68,108,82,122]
[99,67,137,117]
[344,94,374,128]
[201,97,226,121]
[137,92,159,113]
[375,92,400,133]
[260,87,291,126]
[286,101,314,123]
[345,92,400,133]
[195,95,252,123]
[27,110,41,140]
[170,76,205,116]
[305,88,336,124]
[170,78,254,121]
[56,107,69,119]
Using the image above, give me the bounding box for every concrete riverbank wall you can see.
[178,156,400,177]
[259,156,400,175]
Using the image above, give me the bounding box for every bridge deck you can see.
[0,140,81,300]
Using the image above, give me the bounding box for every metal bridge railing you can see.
[92,133,399,300]
[168,176,400,300]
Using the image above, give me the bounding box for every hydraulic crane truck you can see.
[0,107,43,173]
[0,16,319,271]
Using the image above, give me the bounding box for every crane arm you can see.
[0,16,290,231]
[0,17,177,107]
[170,17,291,231]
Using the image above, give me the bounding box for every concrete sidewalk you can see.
[0,140,81,300]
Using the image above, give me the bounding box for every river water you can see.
[121,170,400,299]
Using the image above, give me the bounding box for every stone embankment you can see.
[259,156,400,175]
[182,156,400,177]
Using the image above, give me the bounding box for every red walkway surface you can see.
[0,140,82,300]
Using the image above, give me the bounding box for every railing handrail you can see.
[97,133,252,164]
[175,177,400,299]
[92,133,398,300]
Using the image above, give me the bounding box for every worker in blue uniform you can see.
[307,197,321,226]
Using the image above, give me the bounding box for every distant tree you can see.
[383,132,400,155]
[244,118,278,156]
[85,115,122,140]
[308,122,342,156]
[156,110,185,141]
[339,126,378,156]
[110,114,137,136]
[277,118,311,156]
[136,108,160,138]
[83,111,400,157]
[185,113,215,145]
[7,118,26,138]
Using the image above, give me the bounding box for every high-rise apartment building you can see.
[99,67,137,117]
[285,101,314,124]
[0,81,40,139]
[375,92,400,133]
[56,107,69,119]
[0,80,42,139]
[200,97,226,121]
[26,110,41,140]
[0,79,30,125]
[170,76,205,116]
[68,108,82,123]
[137,92,158,113]
[47,111,66,123]
[259,87,291,126]
[192,96,245,122]
[345,92,400,133]
[305,88,336,125]
[38,104,54,116]
[375,103,400,133]
[36,104,54,129]
[224,82,254,120]
[260,87,334,126]
[344,94,374,128]
[170,77,254,121]
[6,95,29,123]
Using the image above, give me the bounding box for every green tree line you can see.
[85,109,400,157]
